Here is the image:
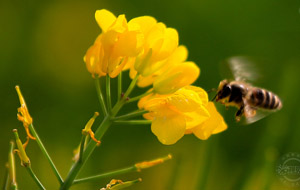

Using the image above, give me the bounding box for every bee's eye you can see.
[220,85,231,98]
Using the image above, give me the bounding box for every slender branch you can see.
[95,77,108,115]
[111,74,140,116]
[117,72,122,102]
[126,90,153,103]
[111,110,148,121]
[8,141,17,190]
[122,74,139,100]
[28,124,63,185]
[73,154,172,185]
[78,135,86,163]
[73,165,138,185]
[26,167,45,190]
[106,75,112,113]
[61,74,139,190]
[114,120,152,125]
[3,164,9,190]
[60,116,112,190]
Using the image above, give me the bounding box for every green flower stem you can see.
[28,124,63,185]
[3,166,10,190]
[110,74,139,116]
[117,72,122,102]
[3,164,8,190]
[60,116,112,190]
[106,75,112,113]
[114,120,152,125]
[26,166,45,190]
[126,90,153,103]
[8,141,17,190]
[122,74,139,100]
[78,135,86,163]
[73,165,138,185]
[111,110,148,121]
[95,77,108,115]
[62,74,139,190]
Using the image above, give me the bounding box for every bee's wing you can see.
[241,107,275,124]
[221,56,260,83]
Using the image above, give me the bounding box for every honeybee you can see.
[214,56,282,123]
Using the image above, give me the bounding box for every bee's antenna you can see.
[211,93,217,101]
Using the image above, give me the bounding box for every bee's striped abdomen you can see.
[249,88,282,110]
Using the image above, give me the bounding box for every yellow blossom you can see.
[139,86,227,145]
[15,86,35,140]
[187,102,227,140]
[153,61,199,94]
[128,16,179,77]
[84,9,144,78]
[131,45,199,95]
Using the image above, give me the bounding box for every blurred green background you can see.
[1,0,300,189]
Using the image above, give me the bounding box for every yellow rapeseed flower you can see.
[128,16,179,77]
[138,86,227,145]
[131,45,199,95]
[84,9,144,78]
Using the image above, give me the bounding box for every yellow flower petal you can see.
[128,16,157,35]
[184,86,208,106]
[95,9,116,32]
[153,62,200,94]
[137,75,156,87]
[113,30,144,57]
[108,14,127,33]
[84,35,106,77]
[166,45,188,64]
[146,24,178,62]
[154,27,179,61]
[166,88,203,112]
[184,107,210,129]
[151,105,186,145]
[192,102,227,140]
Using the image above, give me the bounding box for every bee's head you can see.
[215,80,232,102]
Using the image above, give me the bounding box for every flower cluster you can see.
[84,9,227,145]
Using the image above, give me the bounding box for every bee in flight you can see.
[213,56,282,123]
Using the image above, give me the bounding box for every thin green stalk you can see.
[61,74,139,190]
[126,90,153,103]
[106,75,112,113]
[95,77,108,115]
[122,74,139,100]
[73,165,138,185]
[28,124,63,185]
[78,135,86,163]
[8,141,17,190]
[110,74,139,116]
[114,120,152,125]
[26,167,45,190]
[118,72,122,102]
[60,116,112,190]
[3,164,9,190]
[111,110,148,121]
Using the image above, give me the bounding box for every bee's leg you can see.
[244,105,256,118]
[235,105,244,122]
